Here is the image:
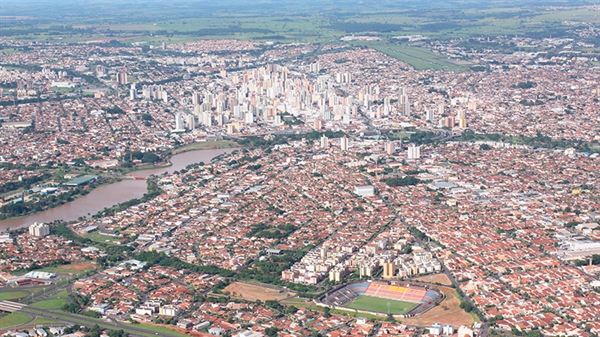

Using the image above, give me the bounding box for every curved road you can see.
[17,307,183,337]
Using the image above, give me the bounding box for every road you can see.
[17,307,184,337]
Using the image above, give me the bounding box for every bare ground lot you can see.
[399,286,474,327]
[223,282,296,302]
[411,273,453,286]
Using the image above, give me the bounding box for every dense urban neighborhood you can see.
[1,1,600,336]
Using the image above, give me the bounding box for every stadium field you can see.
[345,295,417,315]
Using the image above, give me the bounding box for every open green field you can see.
[2,2,598,45]
[0,312,32,329]
[135,323,191,337]
[345,295,418,315]
[0,291,28,301]
[173,140,239,154]
[352,41,471,70]
[31,298,68,309]
[28,317,58,326]
[84,230,122,243]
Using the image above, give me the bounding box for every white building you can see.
[458,326,474,337]
[174,113,185,132]
[159,305,179,317]
[340,136,348,151]
[29,222,50,237]
[430,322,443,335]
[408,144,421,159]
[186,114,196,130]
[320,135,328,149]
[354,185,375,197]
[130,83,137,100]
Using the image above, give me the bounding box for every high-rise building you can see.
[314,119,322,130]
[408,144,421,159]
[29,222,50,237]
[426,110,435,122]
[175,113,185,131]
[202,111,212,127]
[443,116,455,128]
[340,136,348,152]
[191,92,200,106]
[309,62,320,73]
[459,118,467,129]
[186,114,196,130]
[323,110,332,121]
[96,65,107,77]
[385,142,395,155]
[226,124,235,134]
[383,261,396,279]
[320,135,328,149]
[117,70,127,85]
[129,83,137,100]
[245,112,254,124]
[194,105,202,117]
[403,101,411,116]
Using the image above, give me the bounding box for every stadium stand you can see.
[347,282,369,295]
[364,281,428,303]
[319,281,442,317]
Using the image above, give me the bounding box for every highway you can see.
[16,306,184,337]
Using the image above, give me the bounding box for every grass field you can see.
[134,322,191,337]
[352,41,471,70]
[345,295,417,315]
[0,291,28,301]
[84,230,122,243]
[0,312,31,329]
[281,297,385,321]
[172,140,239,154]
[31,298,67,309]
[50,290,69,299]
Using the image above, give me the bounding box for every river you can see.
[0,148,236,231]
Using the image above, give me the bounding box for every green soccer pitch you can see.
[345,295,418,315]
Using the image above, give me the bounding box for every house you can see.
[209,327,226,336]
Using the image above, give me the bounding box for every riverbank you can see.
[0,147,237,231]
[119,141,238,175]
[0,176,122,223]
[171,140,238,155]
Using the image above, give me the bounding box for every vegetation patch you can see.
[0,312,31,329]
[0,291,28,301]
[31,298,68,309]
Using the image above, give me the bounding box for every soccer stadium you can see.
[318,281,443,317]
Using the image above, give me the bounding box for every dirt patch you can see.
[54,262,97,273]
[398,286,474,327]
[223,282,296,302]
[412,273,453,286]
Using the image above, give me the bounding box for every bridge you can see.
[0,300,26,312]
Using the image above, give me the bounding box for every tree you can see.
[265,327,279,337]
[323,307,331,318]
[141,153,160,163]
[460,301,474,312]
